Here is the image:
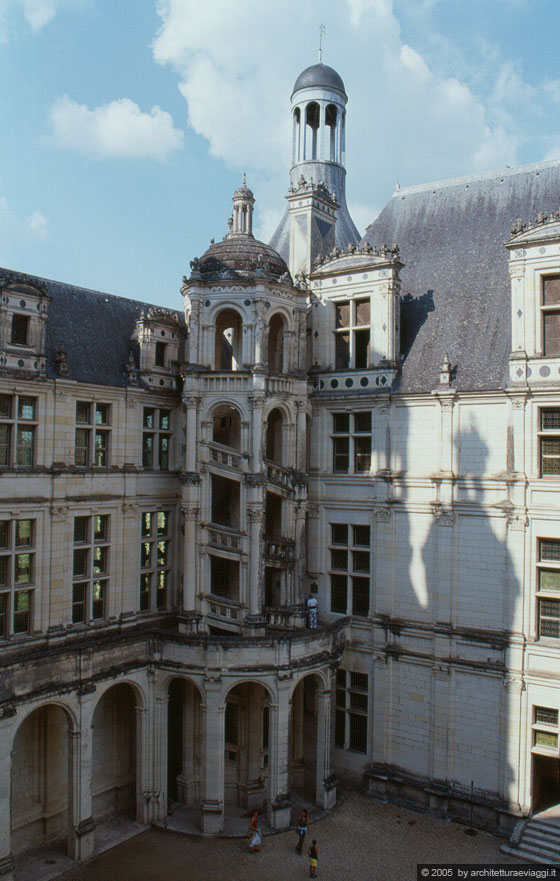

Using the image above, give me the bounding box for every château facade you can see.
[2,60,560,878]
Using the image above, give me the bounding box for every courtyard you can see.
[24,793,519,881]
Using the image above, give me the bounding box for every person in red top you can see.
[248,809,262,852]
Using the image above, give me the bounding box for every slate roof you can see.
[0,267,184,388]
[362,159,560,393]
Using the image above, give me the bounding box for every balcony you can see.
[264,537,295,565]
[266,462,293,491]
[208,443,244,471]
[206,524,244,552]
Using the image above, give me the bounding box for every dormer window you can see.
[11,315,29,346]
[542,276,560,356]
[155,341,166,367]
[334,298,370,369]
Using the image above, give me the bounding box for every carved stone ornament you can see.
[180,471,201,485]
[508,264,525,279]
[245,473,267,487]
[375,508,391,522]
[246,506,264,521]
[433,507,454,526]
[432,663,450,679]
[181,505,201,520]
[503,675,525,692]
[506,511,528,531]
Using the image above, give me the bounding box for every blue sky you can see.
[2,0,560,308]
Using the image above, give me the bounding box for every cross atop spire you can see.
[318,23,326,63]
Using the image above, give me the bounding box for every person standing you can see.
[307,593,318,629]
[295,807,309,853]
[248,809,262,852]
[308,839,319,877]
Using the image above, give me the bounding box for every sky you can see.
[2,0,560,309]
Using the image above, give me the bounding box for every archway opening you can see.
[11,704,71,855]
[91,683,137,823]
[293,107,301,163]
[215,310,242,371]
[290,675,319,803]
[325,104,337,161]
[265,408,283,465]
[305,102,320,160]
[167,678,202,808]
[267,314,285,373]
[212,405,241,449]
[224,683,270,813]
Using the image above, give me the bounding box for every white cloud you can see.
[48,95,184,160]
[26,210,48,239]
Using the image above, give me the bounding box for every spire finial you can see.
[318,23,326,63]
[242,172,247,186]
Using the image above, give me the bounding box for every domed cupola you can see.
[270,60,360,275]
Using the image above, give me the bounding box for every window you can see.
[537,538,560,638]
[75,402,111,467]
[533,706,559,751]
[0,394,37,467]
[0,518,35,636]
[542,276,560,356]
[334,298,370,369]
[11,314,29,346]
[539,409,560,476]
[142,408,171,470]
[140,511,170,611]
[335,669,368,753]
[72,515,110,622]
[155,341,167,367]
[331,412,371,474]
[329,523,370,616]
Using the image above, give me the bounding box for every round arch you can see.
[208,402,244,450]
[213,307,244,371]
[91,682,139,824]
[166,675,204,809]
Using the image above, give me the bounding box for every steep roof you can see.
[0,267,184,388]
[362,159,560,393]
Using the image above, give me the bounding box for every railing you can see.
[266,462,292,490]
[202,373,251,393]
[209,443,243,471]
[206,524,243,551]
[207,596,242,622]
[264,537,295,562]
[265,376,293,395]
[265,605,307,629]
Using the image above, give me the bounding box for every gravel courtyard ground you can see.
[51,793,519,881]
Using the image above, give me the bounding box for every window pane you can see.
[157,541,168,567]
[142,434,154,468]
[350,692,368,711]
[333,413,349,433]
[535,707,558,726]
[74,516,89,543]
[141,542,151,568]
[352,550,370,573]
[92,580,105,618]
[0,424,10,466]
[354,436,371,472]
[0,395,11,419]
[354,412,371,433]
[333,437,349,473]
[331,573,347,613]
[15,520,32,547]
[355,299,370,325]
[354,329,370,369]
[160,410,170,430]
[157,512,168,536]
[13,590,30,633]
[94,515,108,542]
[544,312,560,356]
[73,548,88,577]
[540,540,560,562]
[350,672,368,691]
[95,404,109,425]
[159,435,169,471]
[94,431,108,466]
[352,576,370,616]
[0,593,7,637]
[140,573,151,610]
[143,408,155,429]
[331,549,348,570]
[76,401,90,424]
[539,599,560,638]
[335,333,350,369]
[540,570,560,592]
[15,553,32,584]
[142,512,152,537]
[353,525,370,547]
[542,410,560,430]
[72,583,87,623]
[535,731,559,748]
[349,713,367,752]
[331,524,348,545]
[0,557,8,586]
[11,315,29,345]
[18,397,35,420]
[75,428,90,466]
[93,546,107,574]
[335,709,345,748]
[335,302,350,328]
[0,523,7,548]
[543,276,560,305]
[16,428,34,466]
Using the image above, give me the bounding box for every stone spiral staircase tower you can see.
[179,179,310,635]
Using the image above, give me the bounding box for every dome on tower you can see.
[292,63,346,97]
[196,237,289,279]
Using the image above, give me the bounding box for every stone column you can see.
[181,503,200,613]
[177,685,200,807]
[251,396,265,471]
[183,396,199,473]
[268,682,292,830]
[200,680,225,834]
[296,400,307,472]
[68,691,96,861]
[247,506,264,617]
[315,682,336,810]
[0,716,14,881]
